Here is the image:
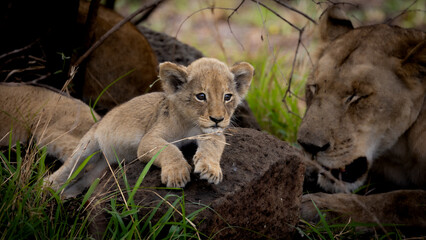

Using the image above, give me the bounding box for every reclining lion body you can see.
[0,84,99,161]
[297,7,426,192]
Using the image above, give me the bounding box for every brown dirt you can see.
[89,127,305,239]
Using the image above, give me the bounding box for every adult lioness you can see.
[297,7,426,193]
[47,58,254,197]
[0,84,99,161]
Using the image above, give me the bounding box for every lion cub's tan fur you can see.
[0,84,99,161]
[47,58,254,197]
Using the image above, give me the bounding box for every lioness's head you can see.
[159,58,254,134]
[297,7,426,192]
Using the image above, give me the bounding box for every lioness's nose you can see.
[209,116,224,124]
[297,140,330,156]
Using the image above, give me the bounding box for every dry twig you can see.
[70,0,164,79]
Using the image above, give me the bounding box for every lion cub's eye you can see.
[224,94,233,102]
[195,93,206,101]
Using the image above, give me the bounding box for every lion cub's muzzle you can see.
[200,116,228,134]
[209,116,224,127]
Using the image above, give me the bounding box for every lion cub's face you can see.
[159,58,254,134]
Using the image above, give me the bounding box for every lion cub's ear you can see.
[319,6,353,43]
[230,62,254,98]
[159,62,188,94]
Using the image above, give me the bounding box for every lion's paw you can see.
[43,175,61,191]
[161,160,192,188]
[193,154,223,184]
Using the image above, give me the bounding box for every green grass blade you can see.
[127,145,167,205]
[80,178,100,208]
[68,151,99,183]
[12,141,22,183]
[90,69,136,122]
[89,98,97,123]
[311,200,334,240]
[299,219,326,240]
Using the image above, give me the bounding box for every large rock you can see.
[89,128,305,239]
[139,25,203,67]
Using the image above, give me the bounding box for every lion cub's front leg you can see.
[193,133,226,184]
[137,133,192,188]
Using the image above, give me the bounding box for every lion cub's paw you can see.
[161,159,192,188]
[193,154,223,185]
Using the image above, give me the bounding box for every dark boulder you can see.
[139,25,203,67]
[89,128,305,239]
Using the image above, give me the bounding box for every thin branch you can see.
[71,0,163,74]
[227,0,246,50]
[0,40,37,60]
[271,0,317,24]
[282,28,303,113]
[301,41,314,67]
[174,6,239,39]
[385,0,418,24]
[252,0,302,31]
[133,0,166,25]
[4,66,45,81]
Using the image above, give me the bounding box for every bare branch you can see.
[385,0,418,24]
[71,0,163,74]
[133,0,166,25]
[227,0,246,51]
[252,0,302,31]
[282,28,303,109]
[174,6,239,39]
[271,0,317,24]
[0,40,37,60]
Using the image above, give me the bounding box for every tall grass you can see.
[0,138,92,239]
[245,48,308,143]
[0,135,204,239]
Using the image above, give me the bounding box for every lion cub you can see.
[47,58,254,197]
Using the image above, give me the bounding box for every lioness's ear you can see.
[400,40,426,87]
[319,6,353,43]
[159,62,188,94]
[230,62,254,98]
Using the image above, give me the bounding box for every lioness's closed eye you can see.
[46,57,254,198]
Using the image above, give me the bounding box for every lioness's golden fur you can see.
[0,84,99,161]
[297,7,426,192]
[47,58,254,197]
[77,0,160,111]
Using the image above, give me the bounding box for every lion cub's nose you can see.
[209,116,224,124]
[298,140,330,156]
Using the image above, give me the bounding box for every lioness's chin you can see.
[316,156,369,193]
[201,127,224,134]
[317,174,367,193]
